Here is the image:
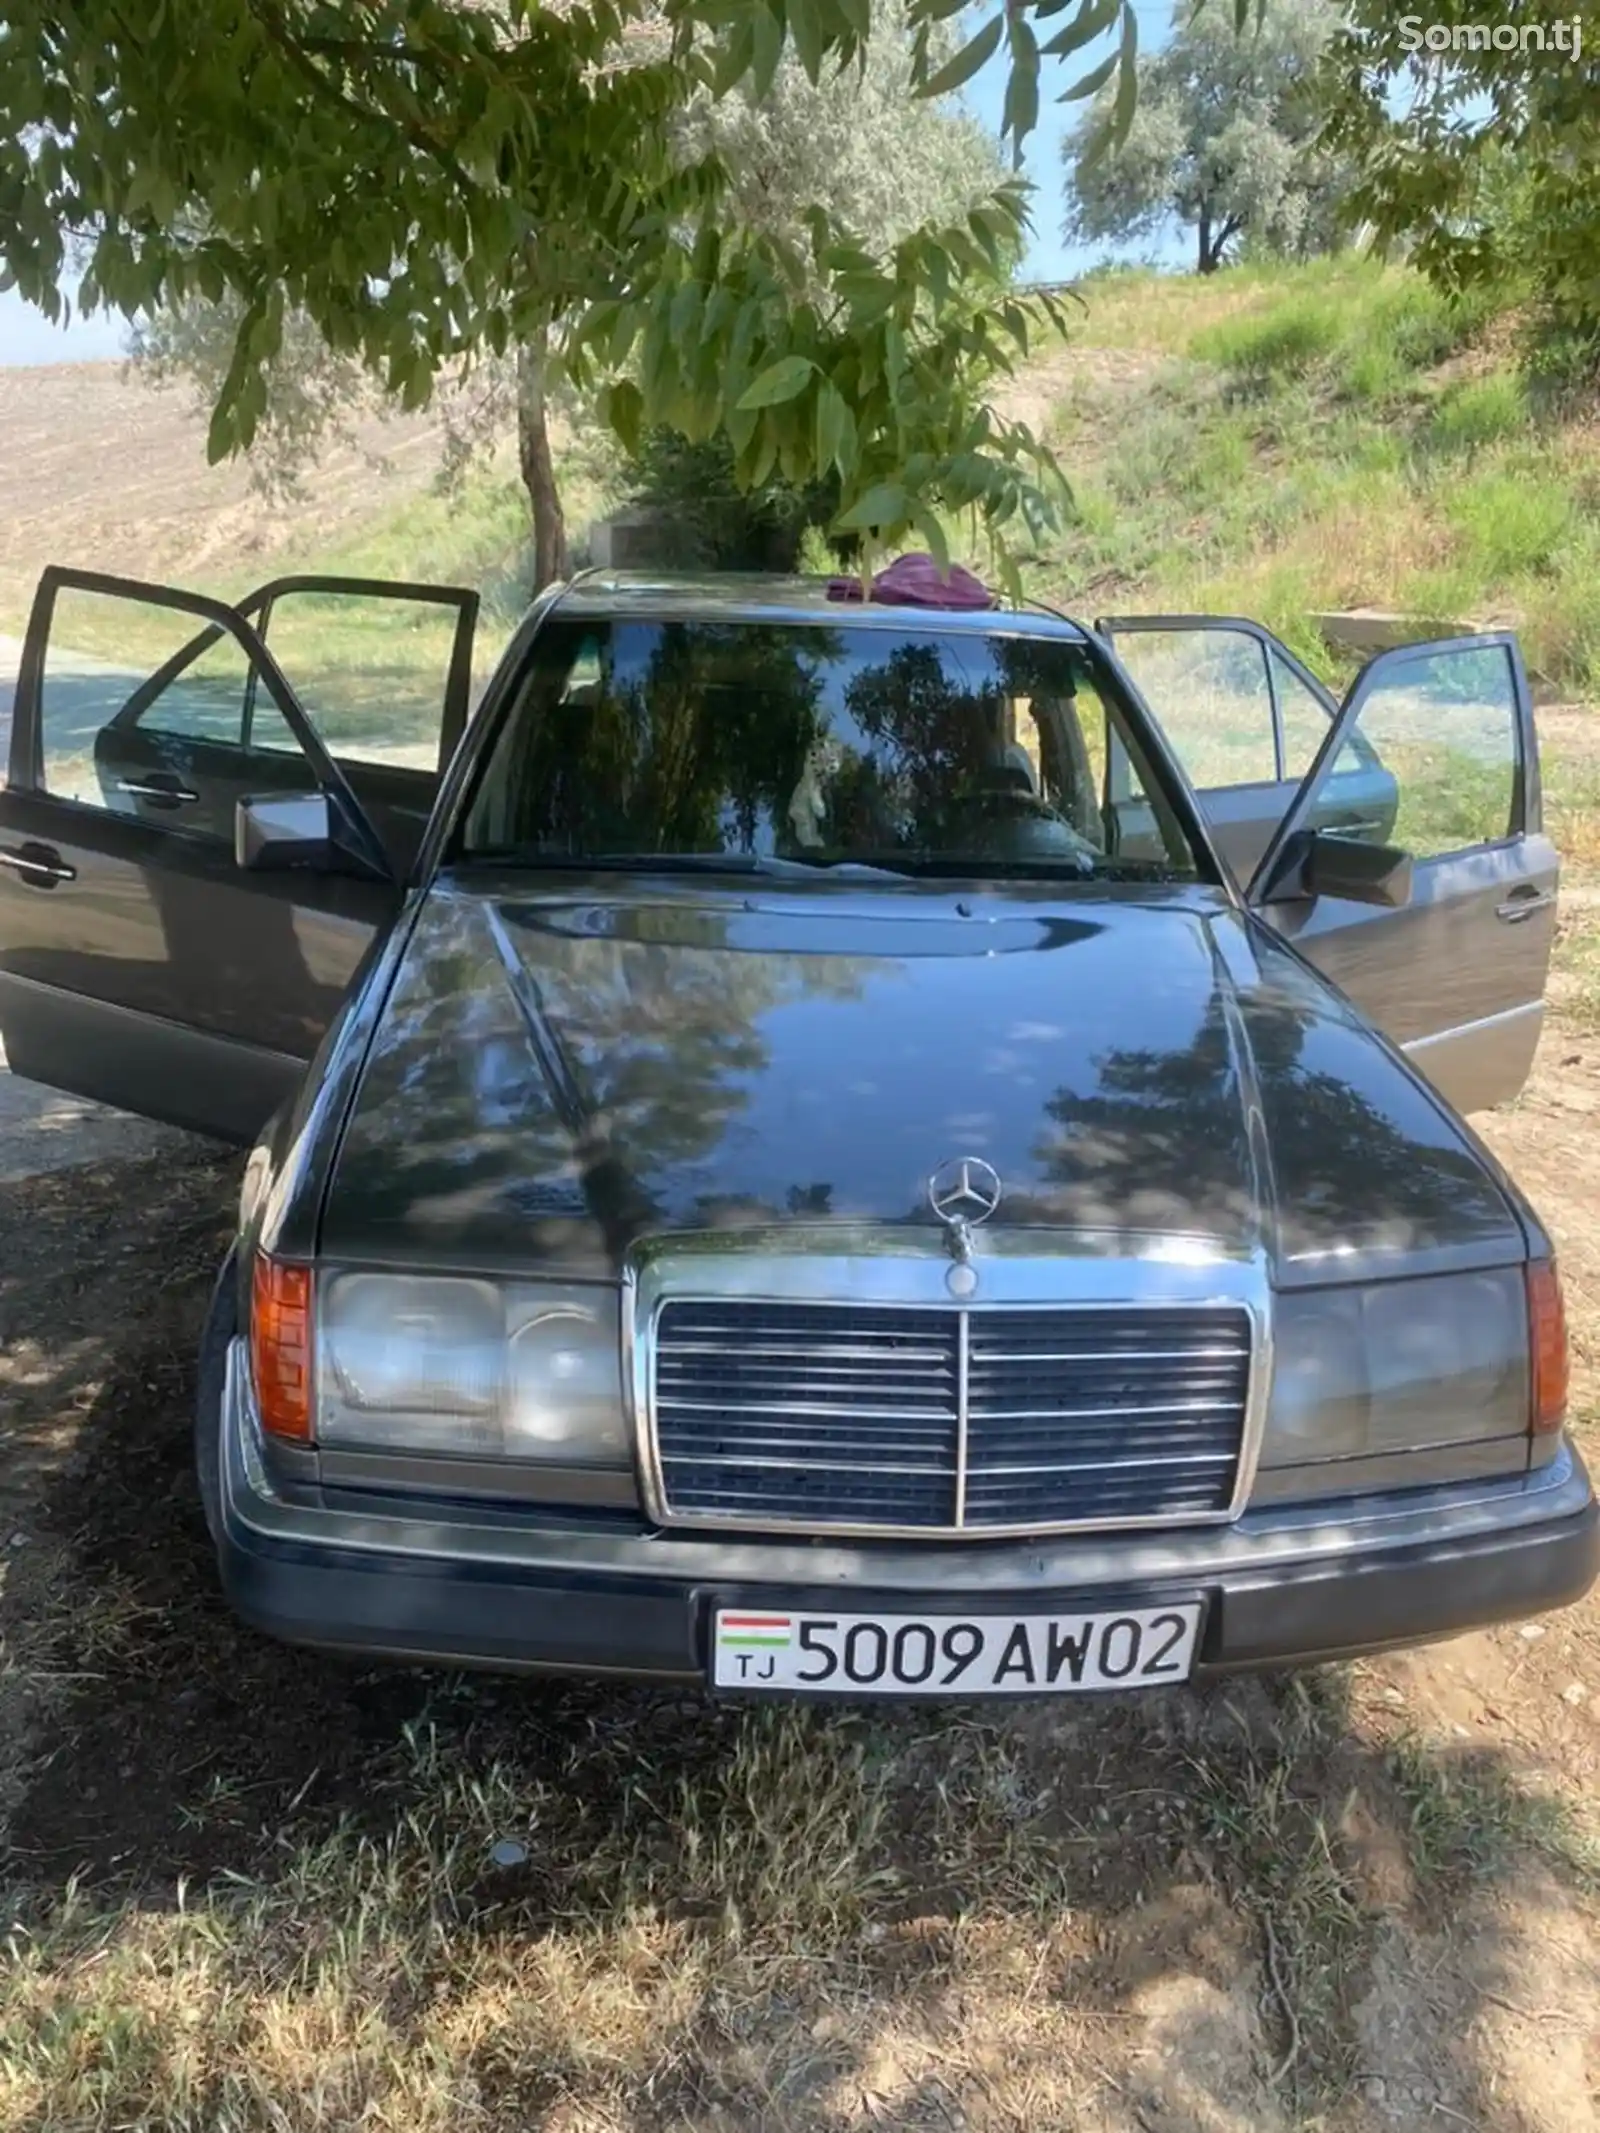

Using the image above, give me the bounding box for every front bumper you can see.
[215,1345,1600,1683]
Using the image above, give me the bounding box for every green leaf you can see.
[725,400,759,455]
[1041,0,1123,60]
[1054,48,1118,99]
[205,396,238,465]
[670,279,702,346]
[737,354,817,410]
[745,424,780,490]
[749,7,783,100]
[715,18,756,94]
[1110,4,1139,144]
[920,12,1004,99]
[814,380,852,475]
[604,377,645,457]
[910,505,950,571]
[1002,18,1039,151]
[884,317,908,396]
[788,0,828,84]
[836,481,909,532]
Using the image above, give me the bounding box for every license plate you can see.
[711,1602,1202,1695]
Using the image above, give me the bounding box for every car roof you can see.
[552,570,1093,640]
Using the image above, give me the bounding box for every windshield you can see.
[456,616,1207,883]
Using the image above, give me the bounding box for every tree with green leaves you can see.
[1321,2,1600,370]
[1,0,1220,583]
[620,3,1010,577]
[1062,0,1350,274]
[132,2,1007,588]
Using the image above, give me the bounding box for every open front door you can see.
[1247,634,1556,1116]
[0,568,420,1142]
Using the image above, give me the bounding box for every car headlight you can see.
[313,1271,630,1465]
[1258,1266,1538,1489]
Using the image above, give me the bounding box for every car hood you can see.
[320,875,1525,1280]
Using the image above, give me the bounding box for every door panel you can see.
[1107,774,1286,880]
[0,568,404,1141]
[92,717,439,877]
[1249,634,1554,1115]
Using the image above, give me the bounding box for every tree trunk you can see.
[517,339,569,592]
[1197,209,1214,275]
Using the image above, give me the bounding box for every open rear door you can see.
[1247,633,1556,1115]
[93,573,479,878]
[1097,614,1399,881]
[0,568,425,1141]
[1098,616,1290,880]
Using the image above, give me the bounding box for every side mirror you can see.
[1260,829,1413,910]
[236,793,338,872]
[236,792,386,879]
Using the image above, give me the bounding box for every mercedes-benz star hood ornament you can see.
[927,1156,1002,1297]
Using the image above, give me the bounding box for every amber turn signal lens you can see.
[251,1256,314,1442]
[1527,1259,1568,1436]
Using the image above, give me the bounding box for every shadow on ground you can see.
[1,1147,1596,2132]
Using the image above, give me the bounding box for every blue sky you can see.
[0,0,1177,366]
[967,0,1180,282]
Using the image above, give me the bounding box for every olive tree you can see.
[1062,0,1351,273]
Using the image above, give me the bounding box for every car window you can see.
[38,588,248,808]
[1302,642,1519,859]
[457,618,1206,882]
[1112,626,1277,789]
[35,583,320,840]
[250,588,461,772]
[1273,649,1364,781]
[128,651,250,745]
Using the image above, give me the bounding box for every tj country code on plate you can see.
[711,1603,1203,1694]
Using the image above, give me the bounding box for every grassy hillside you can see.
[1020,257,1600,692]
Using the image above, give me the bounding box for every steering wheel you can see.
[944,780,1102,867]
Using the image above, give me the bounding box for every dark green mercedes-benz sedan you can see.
[0,561,1593,1696]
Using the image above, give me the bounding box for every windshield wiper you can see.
[884,854,1099,882]
[463,849,915,881]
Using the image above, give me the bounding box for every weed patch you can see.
[1385,1732,1600,1899]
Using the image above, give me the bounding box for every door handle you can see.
[0,843,77,885]
[1496,890,1555,923]
[116,777,200,805]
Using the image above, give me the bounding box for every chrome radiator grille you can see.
[650,1299,1253,1535]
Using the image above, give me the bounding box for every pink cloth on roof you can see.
[826,552,996,610]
